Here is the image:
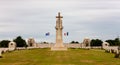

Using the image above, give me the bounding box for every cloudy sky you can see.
[0,0,120,43]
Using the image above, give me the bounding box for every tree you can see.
[106,38,120,46]
[114,38,120,46]
[105,40,114,46]
[13,36,27,47]
[0,40,10,47]
[90,39,103,46]
[70,41,79,44]
[75,41,79,43]
[71,41,75,43]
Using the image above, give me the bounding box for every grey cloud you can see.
[0,0,120,42]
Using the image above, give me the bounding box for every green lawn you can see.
[0,48,120,65]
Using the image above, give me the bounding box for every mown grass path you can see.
[0,48,120,65]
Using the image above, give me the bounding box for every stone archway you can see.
[83,37,91,48]
[27,38,36,47]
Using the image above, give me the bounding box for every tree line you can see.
[0,36,120,47]
[91,38,120,46]
[70,38,120,46]
[0,36,27,47]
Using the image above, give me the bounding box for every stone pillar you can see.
[55,12,64,47]
[51,12,67,51]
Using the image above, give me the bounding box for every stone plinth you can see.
[51,47,67,51]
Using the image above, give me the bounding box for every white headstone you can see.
[102,42,109,49]
[8,41,16,51]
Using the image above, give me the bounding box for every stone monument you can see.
[51,12,67,50]
[27,38,36,47]
[82,37,91,48]
[8,41,16,51]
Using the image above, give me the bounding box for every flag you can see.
[64,32,69,36]
[67,32,69,36]
[45,32,50,36]
[64,33,67,36]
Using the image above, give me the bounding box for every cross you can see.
[56,12,63,19]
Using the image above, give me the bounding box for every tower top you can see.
[56,12,63,19]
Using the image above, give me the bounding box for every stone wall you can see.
[67,44,81,48]
[91,46,102,49]
[36,43,84,48]
[0,48,9,53]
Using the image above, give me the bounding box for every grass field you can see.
[0,48,120,65]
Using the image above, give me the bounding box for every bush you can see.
[13,36,27,47]
[70,41,79,44]
[90,39,103,46]
[0,40,10,47]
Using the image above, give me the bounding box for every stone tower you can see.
[51,12,67,50]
